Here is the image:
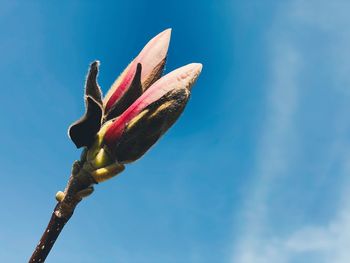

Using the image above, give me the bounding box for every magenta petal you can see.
[103,63,143,121]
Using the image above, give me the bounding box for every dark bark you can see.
[28,205,72,263]
[28,160,96,262]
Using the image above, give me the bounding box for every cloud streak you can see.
[231,1,350,262]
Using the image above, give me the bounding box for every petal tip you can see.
[190,63,203,74]
[161,28,172,39]
[176,63,203,90]
[156,29,171,52]
[146,28,172,56]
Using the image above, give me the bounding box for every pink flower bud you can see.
[68,29,203,171]
[103,63,202,163]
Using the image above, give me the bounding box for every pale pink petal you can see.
[104,29,171,112]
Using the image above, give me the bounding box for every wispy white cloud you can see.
[231,1,350,262]
[232,149,350,263]
[231,33,301,263]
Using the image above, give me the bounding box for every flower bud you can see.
[67,29,202,184]
[103,63,202,163]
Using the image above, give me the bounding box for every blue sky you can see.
[1,1,350,262]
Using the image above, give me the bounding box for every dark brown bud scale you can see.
[68,96,102,148]
[113,88,190,163]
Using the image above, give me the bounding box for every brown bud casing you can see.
[113,88,190,163]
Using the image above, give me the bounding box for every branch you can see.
[28,160,96,263]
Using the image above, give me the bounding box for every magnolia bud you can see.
[103,63,202,163]
[67,29,202,184]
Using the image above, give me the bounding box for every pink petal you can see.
[104,29,172,112]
